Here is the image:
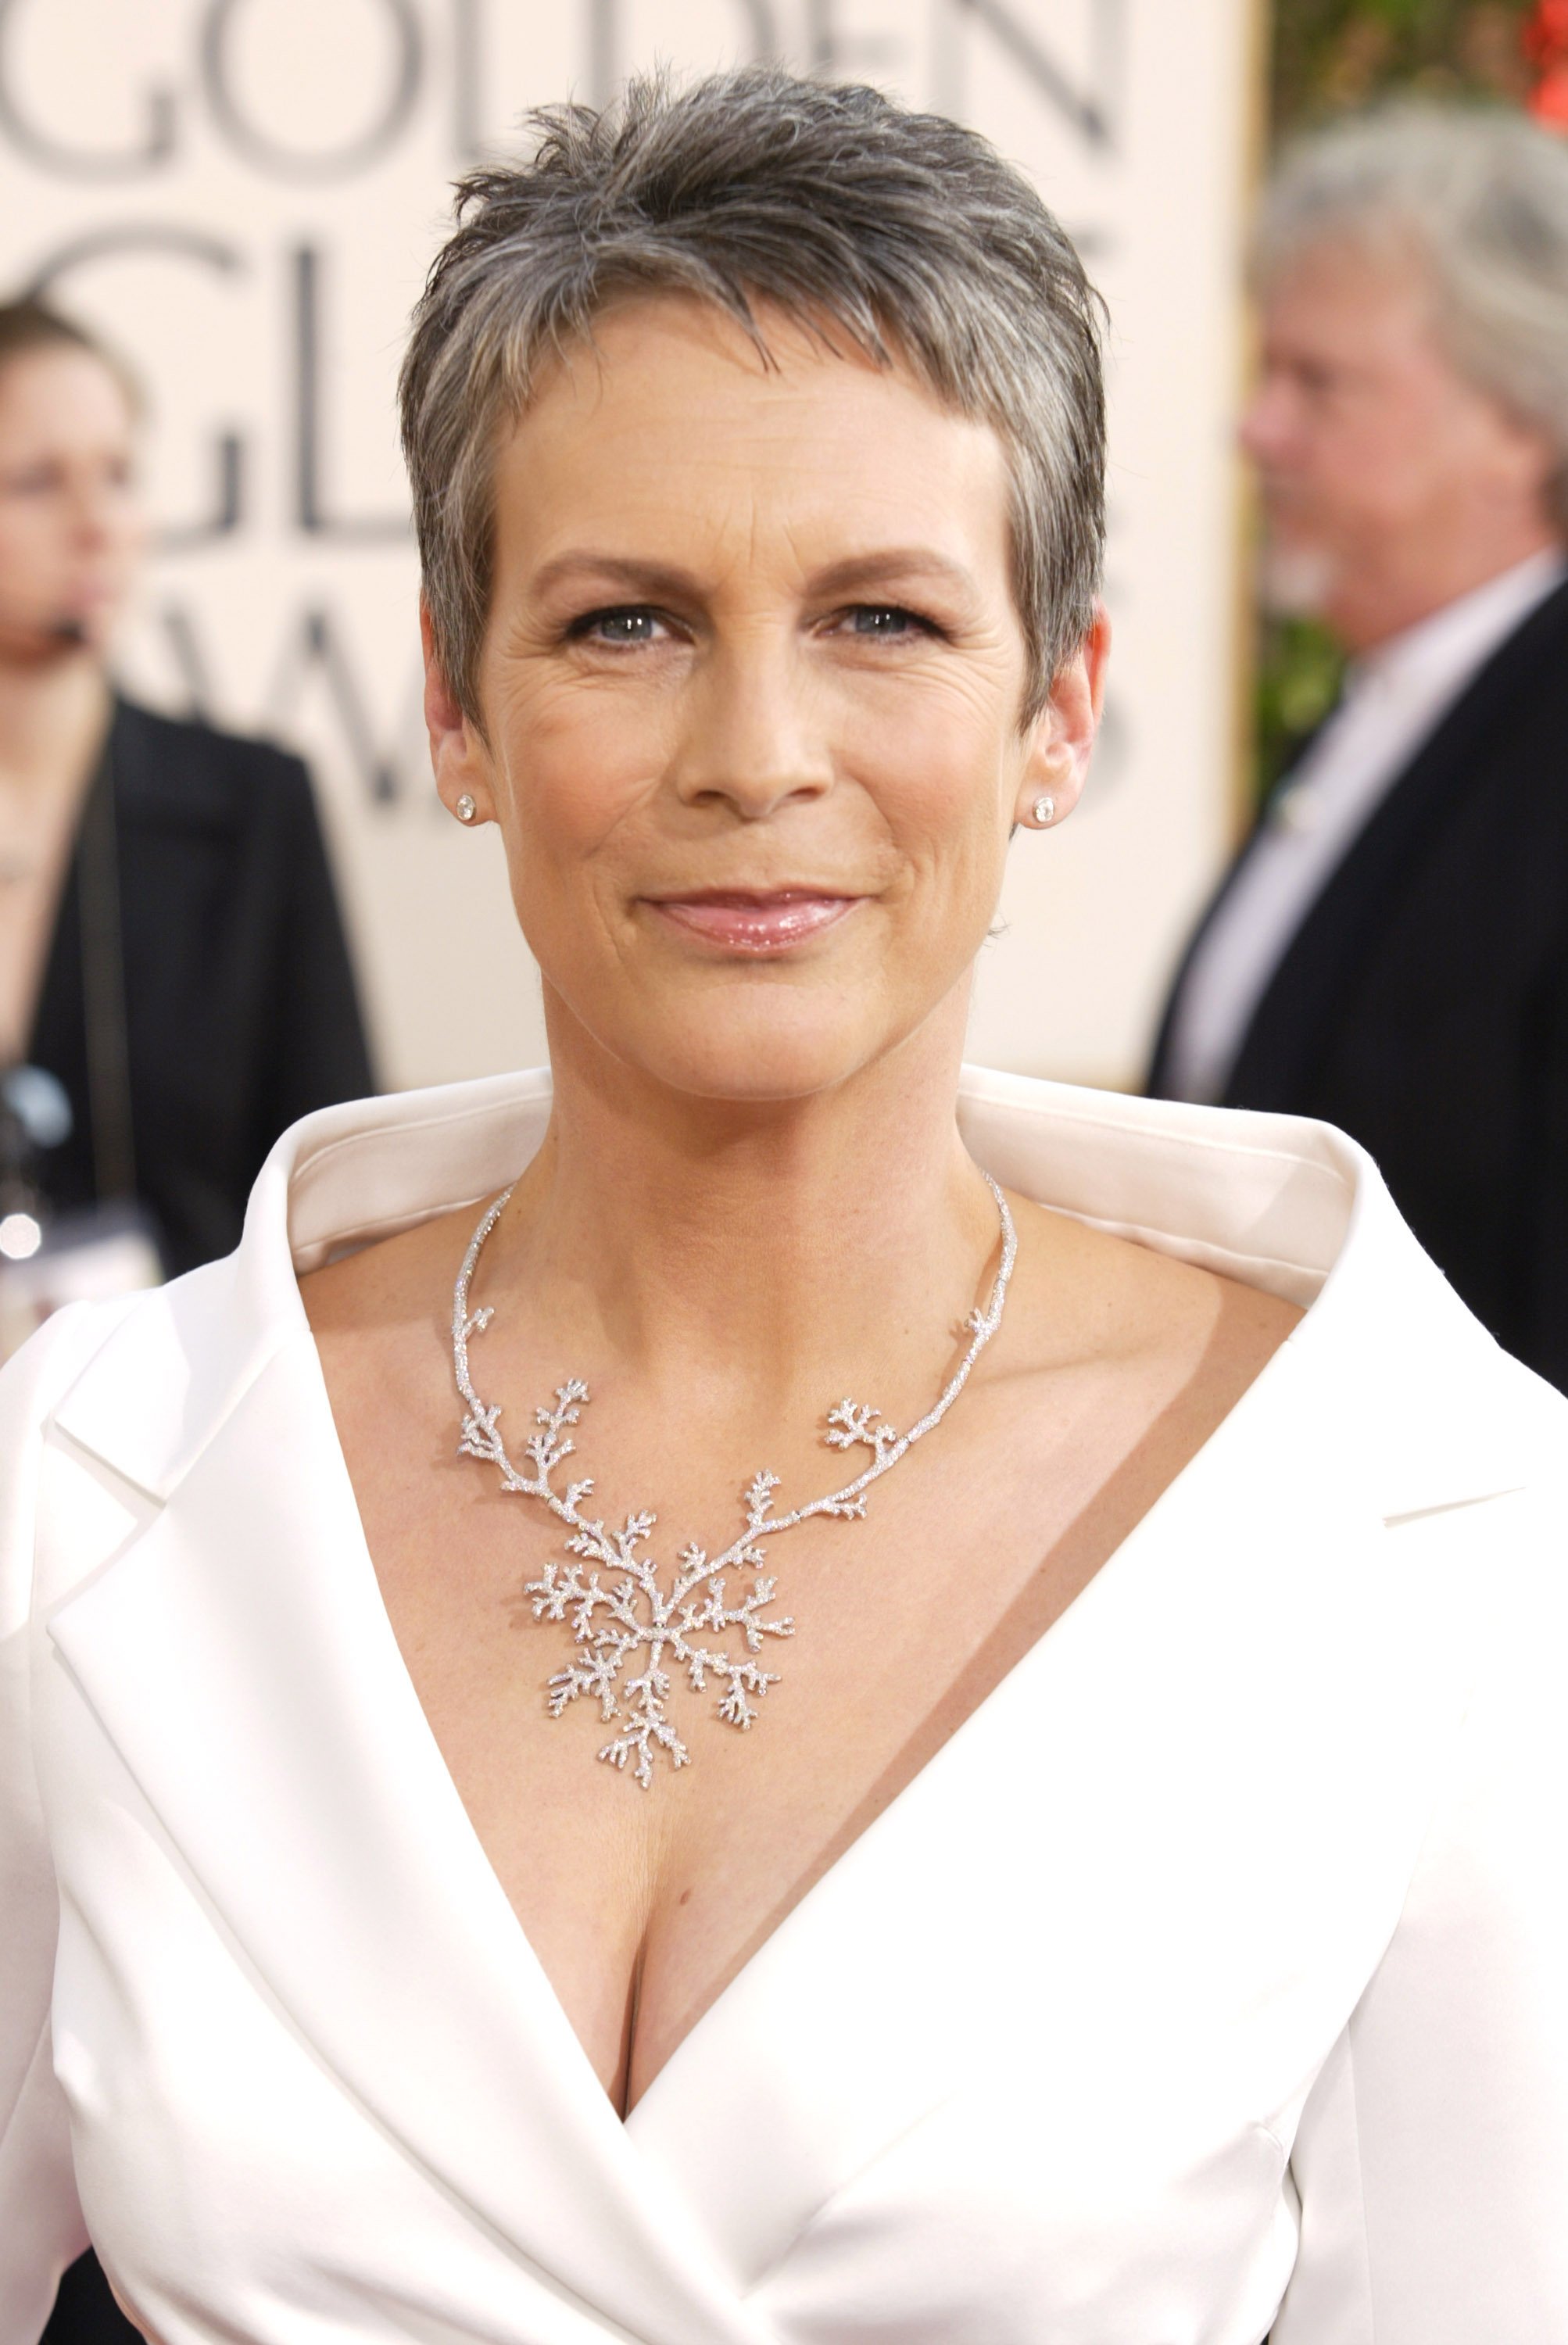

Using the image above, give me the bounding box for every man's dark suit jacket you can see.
[27,696,374,1277]
[1149,577,1568,1393]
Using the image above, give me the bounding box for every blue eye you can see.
[573,607,662,644]
[848,606,922,636]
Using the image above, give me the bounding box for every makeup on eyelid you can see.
[553,595,950,651]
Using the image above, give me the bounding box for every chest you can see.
[37,1410,1459,2345]
[49,1644,1323,2345]
[353,1369,1135,2110]
[32,1308,1495,2345]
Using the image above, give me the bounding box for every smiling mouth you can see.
[644,890,861,954]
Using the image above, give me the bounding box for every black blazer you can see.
[1149,579,1568,1391]
[26,696,374,1276]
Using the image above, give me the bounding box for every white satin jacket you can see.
[2,1069,1565,2345]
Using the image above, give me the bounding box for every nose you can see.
[66,474,117,552]
[1240,372,1295,465]
[668,631,834,819]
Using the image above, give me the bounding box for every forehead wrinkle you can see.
[524,530,990,619]
[494,306,1015,617]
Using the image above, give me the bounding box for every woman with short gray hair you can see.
[2,65,1564,2345]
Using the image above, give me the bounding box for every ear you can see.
[421,603,497,823]
[1015,601,1111,829]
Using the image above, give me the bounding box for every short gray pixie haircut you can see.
[1257,102,1568,529]
[399,66,1105,724]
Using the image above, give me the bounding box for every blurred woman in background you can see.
[0,299,372,1298]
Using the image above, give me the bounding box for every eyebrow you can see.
[807,550,982,600]
[526,547,983,604]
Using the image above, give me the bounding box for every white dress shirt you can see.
[1164,546,1568,1104]
[2,1069,1566,2345]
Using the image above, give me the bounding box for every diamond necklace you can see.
[452,1171,1017,1789]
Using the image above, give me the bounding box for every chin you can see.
[1258,538,1340,619]
[560,976,919,1108]
[635,1008,885,1104]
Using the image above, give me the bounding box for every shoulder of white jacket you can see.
[1305,1144,1564,1523]
[0,1293,143,1422]
[45,1069,555,1503]
[37,1067,1563,1527]
[956,1067,1563,1524]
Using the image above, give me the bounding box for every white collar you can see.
[48,1066,1547,1530]
[1349,543,1568,711]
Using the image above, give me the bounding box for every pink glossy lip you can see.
[646,890,860,953]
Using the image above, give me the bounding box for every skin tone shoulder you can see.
[303,297,1299,2119]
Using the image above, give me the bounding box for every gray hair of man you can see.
[1256,102,1568,532]
[399,66,1105,731]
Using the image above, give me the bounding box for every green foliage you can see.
[1272,2,1532,131]
[1249,3,1535,800]
[1255,615,1345,794]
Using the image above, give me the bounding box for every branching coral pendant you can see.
[452,1176,1015,1788]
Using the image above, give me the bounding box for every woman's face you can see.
[0,345,144,662]
[426,297,1106,1104]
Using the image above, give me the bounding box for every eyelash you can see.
[839,605,938,641]
[565,607,666,646]
[564,603,942,647]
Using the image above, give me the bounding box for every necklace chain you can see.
[452,1172,1017,1788]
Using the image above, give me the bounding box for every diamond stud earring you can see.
[1031,793,1057,828]
[454,793,478,825]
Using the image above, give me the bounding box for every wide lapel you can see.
[42,1083,771,2345]
[632,1077,1544,2286]
[1225,582,1568,1111]
[627,1352,1370,2285]
[633,1366,1490,2296]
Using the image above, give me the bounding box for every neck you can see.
[500,985,999,1410]
[1329,520,1562,655]
[0,650,109,796]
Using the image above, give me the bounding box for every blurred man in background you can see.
[1150,105,1568,1391]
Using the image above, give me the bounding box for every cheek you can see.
[0,503,49,558]
[496,678,668,871]
[113,499,149,564]
[1334,380,1456,500]
[846,684,1016,879]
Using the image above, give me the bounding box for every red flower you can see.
[1526,0,1568,126]
[1524,0,1568,59]
[1532,69,1568,127]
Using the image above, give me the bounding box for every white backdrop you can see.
[0,0,1258,1091]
